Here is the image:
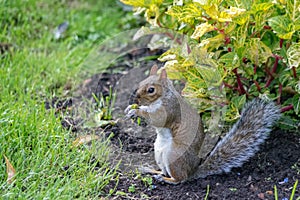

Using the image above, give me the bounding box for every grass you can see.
[0,0,130,198]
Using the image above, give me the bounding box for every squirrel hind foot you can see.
[153,174,181,185]
[138,166,182,184]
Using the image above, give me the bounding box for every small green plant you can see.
[121,0,300,130]
[204,184,210,200]
[93,86,116,121]
[141,175,153,187]
[128,184,136,193]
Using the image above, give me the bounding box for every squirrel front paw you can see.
[124,104,138,118]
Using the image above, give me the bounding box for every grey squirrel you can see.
[125,65,281,184]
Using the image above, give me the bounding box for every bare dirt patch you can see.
[48,43,300,200]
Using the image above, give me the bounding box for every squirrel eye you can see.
[147,87,155,94]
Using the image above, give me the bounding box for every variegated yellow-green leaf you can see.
[286,0,300,23]
[199,34,225,50]
[219,52,240,71]
[191,22,215,39]
[166,3,202,24]
[162,60,183,80]
[203,5,245,22]
[234,12,250,25]
[287,42,300,68]
[120,0,163,8]
[165,5,182,19]
[245,38,272,65]
[158,50,177,61]
[268,15,295,39]
[182,80,208,98]
[223,7,246,18]
[4,155,16,184]
[225,95,246,121]
[145,4,160,26]
[195,61,223,90]
[279,0,286,4]
[224,22,236,34]
[205,4,232,22]
[120,0,145,7]
[218,11,233,22]
[251,3,274,13]
[204,4,221,21]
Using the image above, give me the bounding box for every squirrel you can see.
[124,65,281,184]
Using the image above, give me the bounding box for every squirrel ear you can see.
[159,69,168,80]
[150,65,158,75]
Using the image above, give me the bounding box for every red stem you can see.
[280,39,284,48]
[292,66,297,78]
[254,65,257,74]
[233,68,247,95]
[223,82,234,89]
[281,104,293,113]
[265,77,274,88]
[187,43,191,54]
[272,54,280,73]
[265,55,280,87]
[253,80,261,92]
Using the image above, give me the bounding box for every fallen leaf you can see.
[72,135,100,147]
[4,155,16,184]
[266,190,273,195]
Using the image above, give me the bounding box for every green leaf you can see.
[199,34,225,50]
[166,3,203,24]
[268,15,295,39]
[245,38,272,65]
[191,22,215,39]
[120,0,163,7]
[202,4,245,22]
[195,62,225,98]
[287,42,300,68]
[251,3,274,13]
[286,0,300,24]
[231,94,247,110]
[218,52,240,71]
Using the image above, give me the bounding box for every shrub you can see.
[120,0,300,130]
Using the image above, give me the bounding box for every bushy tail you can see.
[195,99,281,178]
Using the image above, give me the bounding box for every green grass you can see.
[0,0,129,198]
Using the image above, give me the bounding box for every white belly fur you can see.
[154,127,173,176]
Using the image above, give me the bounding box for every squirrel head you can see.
[130,65,169,106]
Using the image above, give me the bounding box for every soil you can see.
[47,35,300,200]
